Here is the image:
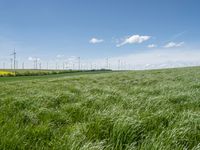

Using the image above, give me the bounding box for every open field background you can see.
[0,69,111,77]
[1,67,200,149]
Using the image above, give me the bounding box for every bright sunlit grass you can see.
[1,67,200,149]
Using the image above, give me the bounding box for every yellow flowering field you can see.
[0,70,15,76]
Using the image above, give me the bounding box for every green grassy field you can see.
[1,67,200,149]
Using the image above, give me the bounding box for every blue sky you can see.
[0,0,200,69]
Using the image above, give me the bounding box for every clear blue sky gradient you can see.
[0,0,200,60]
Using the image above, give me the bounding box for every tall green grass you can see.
[1,67,200,149]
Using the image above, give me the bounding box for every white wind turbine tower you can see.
[77,57,81,70]
[10,48,16,73]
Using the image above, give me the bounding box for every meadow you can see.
[1,67,200,149]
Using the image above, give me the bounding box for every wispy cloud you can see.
[163,31,187,44]
[89,38,104,44]
[172,31,187,40]
[164,42,184,48]
[117,35,151,47]
[147,44,157,48]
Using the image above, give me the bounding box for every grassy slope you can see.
[1,67,200,149]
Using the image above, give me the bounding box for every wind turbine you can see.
[10,48,16,73]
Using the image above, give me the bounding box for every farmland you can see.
[0,70,15,77]
[1,67,200,149]
[0,69,111,77]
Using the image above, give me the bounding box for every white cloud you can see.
[147,44,157,48]
[89,38,104,44]
[117,35,151,47]
[164,42,184,48]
